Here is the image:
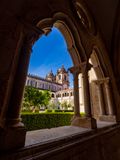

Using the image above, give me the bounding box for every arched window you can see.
[52,94,54,98]
[30,80,33,86]
[64,75,66,81]
[35,81,37,88]
[27,80,29,85]
[59,75,61,80]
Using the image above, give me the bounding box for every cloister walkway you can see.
[25,121,116,146]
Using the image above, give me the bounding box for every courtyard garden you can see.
[21,86,75,131]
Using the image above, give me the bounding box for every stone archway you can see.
[0,0,119,151]
[89,49,116,121]
[8,12,94,130]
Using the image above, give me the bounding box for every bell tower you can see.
[56,65,69,89]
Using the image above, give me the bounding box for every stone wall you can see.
[1,124,120,160]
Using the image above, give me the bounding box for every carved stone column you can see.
[81,62,92,117]
[69,66,80,117]
[0,27,43,151]
[93,80,106,115]
[69,63,97,129]
[104,78,114,115]
[81,62,97,128]
[6,30,41,128]
[93,78,116,122]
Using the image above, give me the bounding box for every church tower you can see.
[46,70,55,82]
[56,65,69,89]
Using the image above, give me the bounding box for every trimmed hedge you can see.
[45,109,53,112]
[54,109,63,112]
[21,113,74,131]
[64,110,74,112]
[54,110,74,112]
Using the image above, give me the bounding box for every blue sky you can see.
[28,27,73,86]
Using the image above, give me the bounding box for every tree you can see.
[61,101,68,110]
[48,101,60,110]
[42,90,51,106]
[60,101,73,110]
[22,86,51,112]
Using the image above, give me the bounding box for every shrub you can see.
[54,109,63,112]
[64,110,74,112]
[21,112,73,131]
[45,109,53,112]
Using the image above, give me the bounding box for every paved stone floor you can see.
[97,121,116,128]
[25,121,116,146]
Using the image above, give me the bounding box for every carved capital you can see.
[20,29,41,55]
[104,77,110,84]
[18,19,44,52]
[68,65,81,75]
[93,77,110,85]
[93,80,103,85]
[81,62,92,75]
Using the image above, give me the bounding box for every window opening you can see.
[21,27,74,131]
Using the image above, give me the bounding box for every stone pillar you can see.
[0,28,43,151]
[81,62,92,117]
[93,78,116,122]
[69,63,97,129]
[6,30,41,128]
[79,74,84,112]
[69,66,80,117]
[104,78,114,115]
[81,62,97,128]
[94,81,106,115]
[73,71,80,116]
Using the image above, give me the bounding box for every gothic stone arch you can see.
[0,0,119,151]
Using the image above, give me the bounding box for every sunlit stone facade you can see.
[26,65,69,91]
[26,74,63,92]
[26,65,85,112]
